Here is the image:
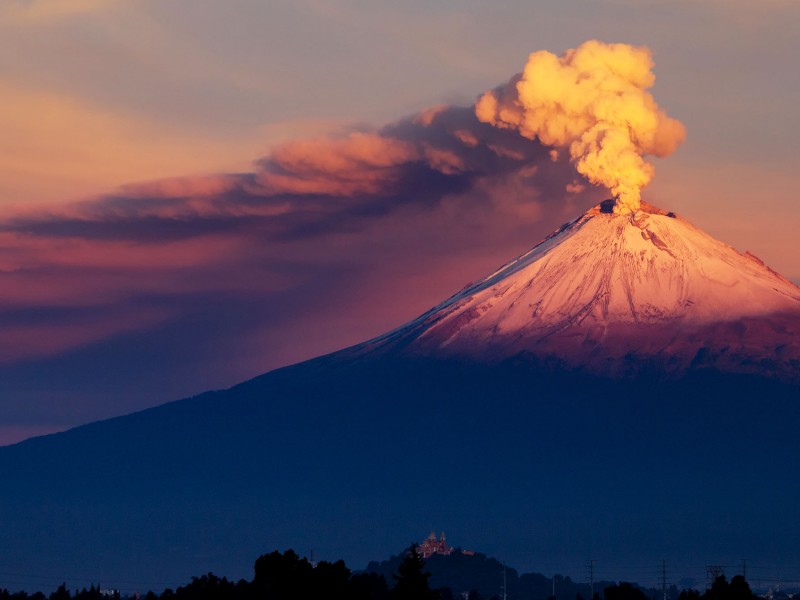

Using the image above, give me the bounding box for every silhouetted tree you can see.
[309,560,351,599]
[702,576,757,600]
[728,576,757,600]
[391,546,438,600]
[49,584,70,600]
[251,549,369,600]
[678,589,701,600]
[172,573,241,600]
[350,572,389,600]
[438,587,454,600]
[253,550,314,600]
[605,582,648,600]
[73,585,101,600]
[707,576,730,600]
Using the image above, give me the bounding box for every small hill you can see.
[366,548,647,600]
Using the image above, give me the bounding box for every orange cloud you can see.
[453,130,479,147]
[566,180,586,194]
[118,175,241,200]
[413,105,450,127]
[255,132,420,196]
[422,144,466,175]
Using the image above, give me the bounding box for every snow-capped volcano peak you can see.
[363,200,800,379]
[434,199,799,326]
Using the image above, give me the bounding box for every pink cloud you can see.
[453,129,479,147]
[118,174,241,200]
[255,132,420,196]
[421,143,466,175]
[413,105,449,127]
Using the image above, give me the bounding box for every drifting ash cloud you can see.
[8,104,587,241]
[0,41,681,436]
[0,102,590,354]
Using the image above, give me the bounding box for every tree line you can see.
[0,547,765,600]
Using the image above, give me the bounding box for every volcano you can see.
[356,200,800,379]
[1,201,799,591]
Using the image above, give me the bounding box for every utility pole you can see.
[661,560,667,600]
[741,559,747,580]
[588,559,595,600]
[502,564,508,600]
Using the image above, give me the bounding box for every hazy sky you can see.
[1,0,799,445]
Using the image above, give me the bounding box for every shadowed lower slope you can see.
[1,353,799,587]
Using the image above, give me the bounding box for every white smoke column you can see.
[475,40,686,214]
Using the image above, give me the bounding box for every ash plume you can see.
[475,40,686,214]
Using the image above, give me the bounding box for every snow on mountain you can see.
[362,200,800,379]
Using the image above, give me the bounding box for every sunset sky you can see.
[1,0,799,445]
